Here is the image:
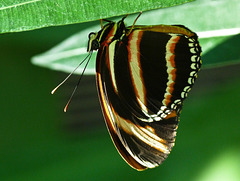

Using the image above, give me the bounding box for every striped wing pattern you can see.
[94,23,201,170]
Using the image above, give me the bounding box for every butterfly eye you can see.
[88,32,96,39]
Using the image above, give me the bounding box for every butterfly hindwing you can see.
[94,21,201,170]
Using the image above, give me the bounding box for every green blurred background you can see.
[1,10,240,181]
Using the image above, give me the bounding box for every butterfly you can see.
[86,13,202,170]
[55,12,201,171]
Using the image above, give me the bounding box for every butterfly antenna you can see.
[64,52,92,112]
[101,19,113,28]
[51,53,91,95]
[126,12,142,36]
[122,14,129,21]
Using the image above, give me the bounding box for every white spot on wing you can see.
[190,48,196,53]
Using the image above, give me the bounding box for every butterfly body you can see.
[87,15,201,170]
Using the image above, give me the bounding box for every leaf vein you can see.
[0,0,41,11]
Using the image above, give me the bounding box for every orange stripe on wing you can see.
[127,30,148,113]
[163,35,180,106]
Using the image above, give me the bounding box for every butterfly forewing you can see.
[93,19,201,170]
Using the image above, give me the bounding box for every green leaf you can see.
[31,0,240,74]
[0,0,192,34]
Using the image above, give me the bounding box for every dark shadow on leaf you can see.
[202,34,240,67]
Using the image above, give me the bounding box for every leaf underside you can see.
[0,0,193,34]
[31,0,240,74]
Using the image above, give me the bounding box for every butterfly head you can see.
[87,32,100,52]
[87,17,128,53]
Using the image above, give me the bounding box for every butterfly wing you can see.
[96,25,201,170]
